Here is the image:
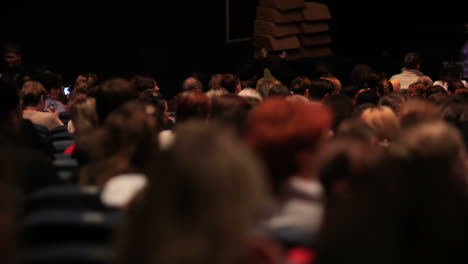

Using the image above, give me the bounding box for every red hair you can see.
[245,98,332,193]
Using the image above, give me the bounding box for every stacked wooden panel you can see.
[253,0,333,59]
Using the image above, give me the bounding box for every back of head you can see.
[78,100,159,186]
[355,90,379,106]
[70,98,97,136]
[376,79,393,97]
[182,77,203,92]
[360,106,400,141]
[116,121,267,264]
[175,91,211,123]
[402,52,421,69]
[398,99,441,129]
[210,95,251,136]
[208,74,223,90]
[378,92,407,114]
[245,97,332,193]
[318,138,380,198]
[336,118,377,143]
[75,73,99,89]
[267,84,290,97]
[398,120,466,182]
[407,82,426,97]
[93,78,136,124]
[309,78,335,100]
[20,80,46,107]
[448,80,466,94]
[426,85,447,97]
[290,76,312,95]
[133,76,156,94]
[221,73,240,94]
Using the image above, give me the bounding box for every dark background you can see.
[1,1,465,96]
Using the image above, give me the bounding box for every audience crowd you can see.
[1,42,468,264]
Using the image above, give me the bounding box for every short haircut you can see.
[309,78,335,100]
[175,91,211,122]
[182,77,203,92]
[221,73,239,94]
[403,52,421,69]
[93,78,136,124]
[291,76,312,95]
[20,80,46,107]
[408,82,426,97]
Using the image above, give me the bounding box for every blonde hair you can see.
[20,80,46,107]
[361,106,400,141]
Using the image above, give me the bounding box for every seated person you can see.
[21,80,63,130]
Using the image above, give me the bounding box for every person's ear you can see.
[305,88,310,97]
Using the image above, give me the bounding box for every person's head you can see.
[376,79,393,97]
[407,82,426,97]
[79,100,159,187]
[309,78,335,100]
[245,97,332,194]
[75,73,99,89]
[20,80,46,109]
[210,95,252,137]
[139,89,170,130]
[175,91,211,123]
[208,73,223,90]
[398,99,442,129]
[133,76,158,94]
[378,92,407,114]
[290,76,312,96]
[221,73,241,94]
[36,71,63,100]
[116,121,268,264]
[335,118,378,144]
[426,85,447,97]
[428,92,448,105]
[318,138,381,198]
[93,78,136,124]
[398,120,468,187]
[360,106,400,142]
[402,52,421,70]
[2,44,22,68]
[182,77,203,92]
[355,90,379,106]
[448,80,466,94]
[70,98,98,136]
[267,84,290,97]
[321,76,342,95]
[441,100,468,129]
